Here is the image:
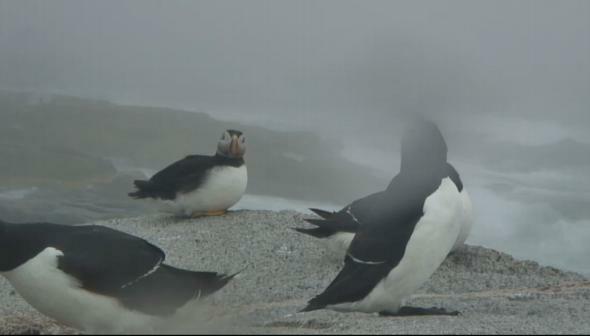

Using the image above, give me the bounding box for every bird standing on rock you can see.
[301,120,468,316]
[0,219,236,333]
[296,125,472,257]
[129,129,248,218]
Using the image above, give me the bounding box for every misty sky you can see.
[1,0,589,273]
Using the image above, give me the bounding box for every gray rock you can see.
[1,210,588,334]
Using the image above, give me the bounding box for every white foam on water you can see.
[0,187,38,200]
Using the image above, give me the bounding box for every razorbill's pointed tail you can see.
[292,226,334,239]
[309,208,335,219]
[297,217,345,239]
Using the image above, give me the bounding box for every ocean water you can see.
[107,157,157,178]
[0,187,38,200]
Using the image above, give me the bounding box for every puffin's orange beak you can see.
[229,135,241,156]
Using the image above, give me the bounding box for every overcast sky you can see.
[1,0,589,273]
[1,1,588,137]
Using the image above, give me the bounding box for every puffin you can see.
[0,219,236,333]
[129,129,247,217]
[296,134,472,257]
[301,120,466,316]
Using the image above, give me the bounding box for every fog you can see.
[0,1,589,274]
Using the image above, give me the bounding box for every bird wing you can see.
[299,190,385,238]
[304,173,442,310]
[147,155,217,195]
[53,225,166,295]
[116,265,236,316]
[302,254,392,311]
[303,207,423,311]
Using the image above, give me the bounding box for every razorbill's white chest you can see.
[453,188,473,251]
[301,120,466,316]
[0,220,236,333]
[129,129,247,217]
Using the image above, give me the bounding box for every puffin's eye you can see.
[240,136,246,143]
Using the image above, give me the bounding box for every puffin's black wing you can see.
[53,225,166,294]
[303,173,442,311]
[129,155,220,200]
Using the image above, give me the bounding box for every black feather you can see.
[129,154,244,200]
[302,120,464,311]
[117,266,234,316]
[308,208,335,219]
[0,221,233,317]
[293,227,333,239]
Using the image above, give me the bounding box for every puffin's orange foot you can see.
[205,210,227,216]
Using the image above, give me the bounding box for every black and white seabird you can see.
[129,129,247,217]
[301,120,467,316]
[296,129,472,257]
[0,220,235,333]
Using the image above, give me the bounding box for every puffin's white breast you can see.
[1,247,156,333]
[164,164,247,216]
[331,177,463,313]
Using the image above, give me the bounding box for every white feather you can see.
[318,181,471,257]
[452,188,473,251]
[329,177,463,313]
[324,232,355,257]
[160,164,247,216]
[1,247,160,333]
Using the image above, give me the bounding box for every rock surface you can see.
[1,210,588,334]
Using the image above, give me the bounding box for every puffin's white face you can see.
[217,130,246,158]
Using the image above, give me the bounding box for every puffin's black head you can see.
[400,119,447,171]
[217,129,246,158]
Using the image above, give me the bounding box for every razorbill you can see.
[129,129,247,217]
[0,220,236,333]
[296,132,472,257]
[301,120,465,316]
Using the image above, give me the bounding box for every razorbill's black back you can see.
[129,129,247,217]
[296,123,472,256]
[301,120,466,316]
[0,220,235,333]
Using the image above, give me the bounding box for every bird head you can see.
[217,129,246,159]
[400,119,447,171]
